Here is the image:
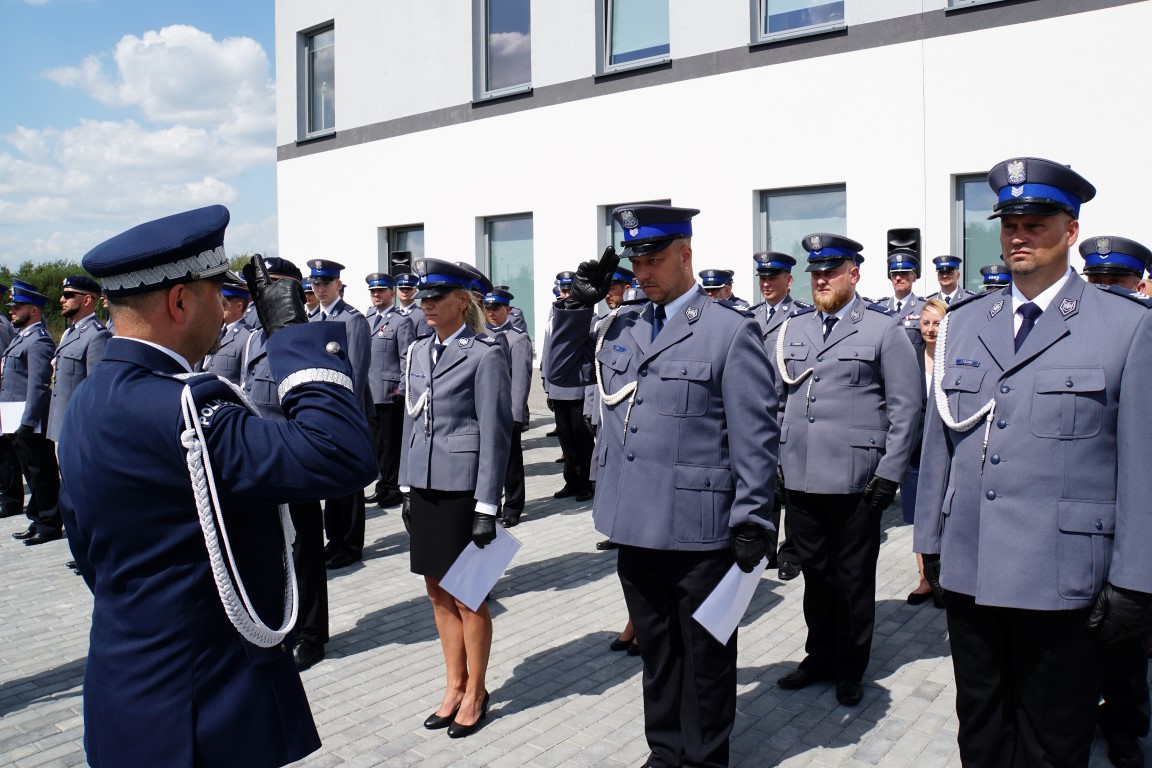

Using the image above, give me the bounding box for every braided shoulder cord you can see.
[774,316,815,387]
[593,308,639,442]
[403,339,431,433]
[932,311,996,432]
[175,373,298,648]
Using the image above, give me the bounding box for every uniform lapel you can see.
[820,297,862,350]
[630,304,655,358]
[977,287,1018,372]
[432,329,472,379]
[643,288,706,361]
[1007,274,1082,372]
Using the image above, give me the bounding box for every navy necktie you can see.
[652,305,666,341]
[1014,302,1042,352]
[768,305,776,320]
[432,343,445,368]
[823,315,838,341]
[895,300,903,315]
[945,295,952,305]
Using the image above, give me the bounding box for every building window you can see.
[756,0,845,44]
[756,185,847,298]
[484,214,534,341]
[953,174,999,293]
[304,27,335,136]
[947,0,1007,8]
[478,0,531,99]
[379,225,425,273]
[604,0,670,72]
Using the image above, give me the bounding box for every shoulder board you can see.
[91,318,107,330]
[1099,284,1152,308]
[749,300,765,311]
[474,334,500,346]
[870,296,887,304]
[344,305,362,316]
[789,305,816,318]
[508,326,527,334]
[867,303,896,316]
[715,299,753,317]
[792,299,812,309]
[946,289,998,313]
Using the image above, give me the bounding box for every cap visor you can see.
[414,284,454,300]
[988,204,1066,219]
[804,258,851,273]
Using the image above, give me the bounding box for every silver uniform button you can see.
[326,341,342,354]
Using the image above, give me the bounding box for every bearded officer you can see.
[750,252,809,581]
[773,233,920,707]
[926,255,977,305]
[59,205,376,767]
[47,276,111,444]
[914,157,1152,767]
[547,204,778,768]
[364,272,414,509]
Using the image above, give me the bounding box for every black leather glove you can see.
[242,255,307,336]
[731,522,773,573]
[391,391,406,404]
[1088,583,1152,644]
[863,475,899,514]
[546,398,555,412]
[564,247,621,309]
[401,494,411,534]
[583,414,596,436]
[472,513,497,548]
[922,553,943,604]
[13,424,33,439]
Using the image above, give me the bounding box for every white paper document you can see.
[0,402,27,434]
[692,559,768,644]
[439,525,522,612]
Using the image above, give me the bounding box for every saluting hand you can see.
[472,513,497,548]
[242,255,307,336]
[565,247,621,309]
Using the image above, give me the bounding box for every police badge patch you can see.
[1096,237,1112,255]
[1059,298,1077,317]
[850,309,862,322]
[685,306,699,321]
[989,300,1004,318]
[618,210,638,229]
[810,235,823,251]
[1007,160,1026,185]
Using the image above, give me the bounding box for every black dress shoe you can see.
[501,509,523,528]
[554,455,565,463]
[1106,730,1145,768]
[576,489,595,502]
[293,640,324,671]
[364,490,379,504]
[446,692,489,738]
[836,680,864,706]
[907,590,934,606]
[378,492,404,508]
[627,639,640,656]
[325,552,359,570]
[595,539,618,551]
[545,429,559,437]
[24,530,62,546]
[322,542,337,560]
[65,560,77,569]
[553,486,578,499]
[778,561,802,581]
[12,528,35,540]
[777,668,826,690]
[609,635,634,652]
[423,704,460,730]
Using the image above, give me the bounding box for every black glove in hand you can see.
[921,553,943,603]
[13,424,33,439]
[583,414,596,436]
[242,255,307,336]
[565,247,621,309]
[731,522,772,573]
[863,475,899,514]
[401,494,411,534]
[472,513,497,548]
[1088,583,1152,644]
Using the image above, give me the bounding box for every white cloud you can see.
[1,24,276,267]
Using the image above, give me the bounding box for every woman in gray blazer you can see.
[400,259,512,739]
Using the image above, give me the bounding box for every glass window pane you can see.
[487,215,535,340]
[486,0,531,92]
[307,29,335,134]
[959,178,999,293]
[763,0,844,36]
[761,186,847,299]
[610,0,669,66]
[392,227,425,262]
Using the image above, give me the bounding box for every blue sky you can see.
[0,0,278,269]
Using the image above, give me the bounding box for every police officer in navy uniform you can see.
[547,204,778,768]
[47,275,111,443]
[492,284,529,333]
[395,272,432,339]
[926,255,978,305]
[1080,235,1152,293]
[749,252,809,580]
[307,259,373,569]
[4,281,63,546]
[484,288,532,526]
[59,205,376,767]
[914,158,1152,768]
[301,277,318,314]
[699,268,751,309]
[240,257,332,672]
[198,279,252,386]
[774,233,920,707]
[980,262,1012,292]
[364,272,414,509]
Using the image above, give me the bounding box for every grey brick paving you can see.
[1,411,1145,766]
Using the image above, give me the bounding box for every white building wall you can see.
[276,2,1152,346]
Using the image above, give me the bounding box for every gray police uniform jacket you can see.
[927,288,978,304]
[198,321,252,387]
[913,276,1152,611]
[490,322,533,424]
[368,307,416,403]
[0,316,15,351]
[311,298,372,417]
[399,329,512,506]
[47,316,111,441]
[875,294,924,321]
[752,295,808,416]
[1,321,56,430]
[776,296,920,494]
[547,287,779,551]
[508,306,528,334]
[398,303,431,340]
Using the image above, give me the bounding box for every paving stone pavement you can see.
[0,413,1144,767]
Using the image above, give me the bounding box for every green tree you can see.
[0,260,99,341]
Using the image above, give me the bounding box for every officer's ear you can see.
[1064,216,1079,248]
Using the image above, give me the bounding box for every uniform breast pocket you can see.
[60,350,86,374]
[6,357,26,375]
[784,346,810,380]
[448,433,481,453]
[672,463,734,544]
[657,360,711,417]
[941,366,988,417]
[835,345,878,387]
[1030,367,1106,439]
[595,345,630,392]
[1056,499,1114,600]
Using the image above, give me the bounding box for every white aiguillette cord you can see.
[774,316,817,412]
[932,313,997,471]
[594,307,639,443]
[175,373,298,648]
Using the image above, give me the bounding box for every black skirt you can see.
[409,487,475,581]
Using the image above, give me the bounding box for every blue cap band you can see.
[997,182,1082,216]
[808,246,859,260]
[888,260,917,272]
[368,279,395,288]
[612,271,632,282]
[420,273,473,290]
[484,294,511,305]
[935,259,961,270]
[1083,252,1147,274]
[985,274,1011,284]
[310,267,341,277]
[556,277,573,285]
[221,286,249,298]
[758,260,792,271]
[623,221,693,242]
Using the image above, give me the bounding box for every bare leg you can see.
[426,577,467,717]
[453,598,493,727]
[617,617,635,643]
[910,553,931,594]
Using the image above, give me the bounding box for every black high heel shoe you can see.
[446,692,490,738]
[609,634,635,652]
[423,703,460,730]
